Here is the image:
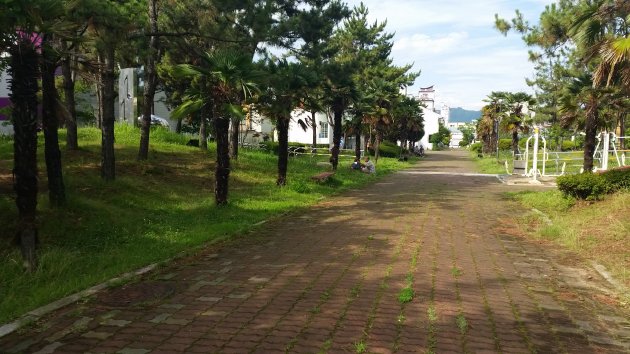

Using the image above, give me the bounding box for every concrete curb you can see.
[591,261,627,295]
[0,212,288,339]
[0,263,158,339]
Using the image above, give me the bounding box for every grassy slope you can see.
[510,190,629,295]
[469,150,629,299]
[471,149,587,175]
[0,125,414,323]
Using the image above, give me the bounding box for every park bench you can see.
[311,171,335,183]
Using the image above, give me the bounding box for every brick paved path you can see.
[2,150,629,353]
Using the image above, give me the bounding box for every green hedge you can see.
[557,173,609,200]
[557,167,630,200]
[499,138,512,151]
[368,141,402,158]
[469,142,482,154]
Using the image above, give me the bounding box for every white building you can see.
[416,86,449,150]
[0,70,13,136]
[448,127,463,148]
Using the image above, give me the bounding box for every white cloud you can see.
[394,32,468,54]
[343,0,556,109]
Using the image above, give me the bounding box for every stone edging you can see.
[0,210,296,339]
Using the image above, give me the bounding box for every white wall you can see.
[287,109,331,145]
[0,69,13,135]
[420,107,442,150]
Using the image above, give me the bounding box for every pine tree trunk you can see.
[41,34,66,206]
[230,117,239,160]
[100,46,116,180]
[331,99,343,171]
[355,131,361,160]
[277,117,289,186]
[10,38,40,272]
[214,116,230,205]
[61,41,78,150]
[311,110,317,149]
[199,80,208,150]
[138,0,159,160]
[96,81,103,129]
[583,98,598,173]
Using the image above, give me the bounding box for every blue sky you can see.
[344,0,555,110]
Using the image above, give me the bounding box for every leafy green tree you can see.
[496,0,629,172]
[76,0,145,180]
[558,72,601,172]
[481,91,508,154]
[257,60,314,186]
[459,123,476,147]
[41,33,66,207]
[172,50,259,205]
[327,3,416,165]
[388,95,424,152]
[429,123,451,149]
[502,92,536,155]
[296,1,349,149]
[138,0,160,160]
[0,0,66,271]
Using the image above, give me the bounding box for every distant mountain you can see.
[449,107,481,123]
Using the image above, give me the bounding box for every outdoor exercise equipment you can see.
[515,131,628,179]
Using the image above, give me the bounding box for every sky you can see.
[344,0,555,110]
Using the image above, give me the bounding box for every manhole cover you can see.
[97,281,177,308]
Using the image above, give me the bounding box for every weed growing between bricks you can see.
[496,236,571,353]
[448,218,469,353]
[489,234,537,353]
[216,230,334,352]
[467,234,502,352]
[427,224,439,354]
[286,235,366,351]
[316,234,374,352]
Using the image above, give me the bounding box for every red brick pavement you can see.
[1,150,629,353]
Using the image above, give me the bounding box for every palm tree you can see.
[559,74,602,172]
[0,0,65,271]
[391,95,424,153]
[362,77,398,162]
[482,91,508,154]
[477,106,497,155]
[257,60,313,186]
[502,92,536,156]
[172,50,259,205]
[572,0,630,88]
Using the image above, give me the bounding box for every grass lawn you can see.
[509,189,630,302]
[471,151,511,174]
[472,150,587,175]
[0,125,415,324]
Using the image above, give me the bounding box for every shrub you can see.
[557,173,610,200]
[601,166,630,191]
[561,140,577,151]
[368,141,401,158]
[499,138,512,151]
[261,141,279,154]
[469,142,482,154]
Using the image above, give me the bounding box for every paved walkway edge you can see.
[0,263,158,339]
[0,211,293,339]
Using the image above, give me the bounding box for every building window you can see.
[319,121,328,139]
